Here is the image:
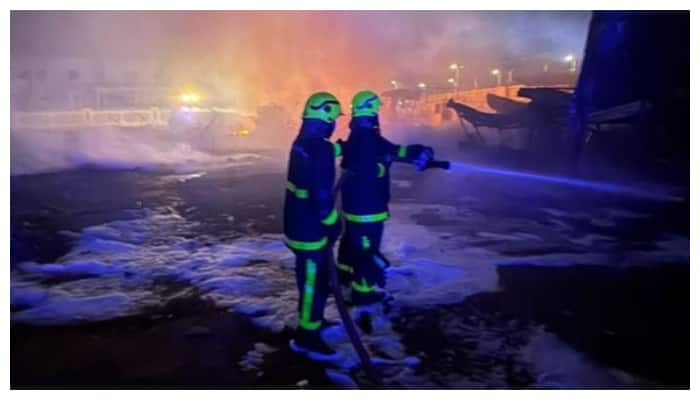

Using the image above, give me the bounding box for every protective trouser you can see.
[294,249,330,331]
[337,221,388,296]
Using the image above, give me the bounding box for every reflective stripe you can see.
[333,142,343,158]
[343,211,389,223]
[397,145,408,158]
[361,235,371,250]
[299,259,321,330]
[377,163,386,178]
[299,319,321,330]
[351,278,373,293]
[285,236,328,251]
[321,209,338,226]
[337,263,353,273]
[286,181,309,199]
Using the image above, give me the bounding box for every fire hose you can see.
[326,158,450,387]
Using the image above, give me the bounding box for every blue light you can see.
[447,161,680,202]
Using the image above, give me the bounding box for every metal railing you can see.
[11,108,174,130]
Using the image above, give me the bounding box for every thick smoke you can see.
[11,11,590,174]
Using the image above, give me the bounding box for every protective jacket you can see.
[340,116,429,223]
[283,119,341,251]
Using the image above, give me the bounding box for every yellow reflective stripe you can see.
[337,263,353,273]
[351,278,374,293]
[321,209,338,226]
[333,142,343,158]
[343,211,389,223]
[397,145,408,158]
[284,236,328,251]
[377,163,386,178]
[286,181,309,199]
[299,259,321,330]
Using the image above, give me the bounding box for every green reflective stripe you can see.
[344,211,389,223]
[333,142,343,158]
[299,259,321,331]
[337,263,353,273]
[321,209,338,226]
[361,235,371,250]
[351,278,373,293]
[285,236,328,251]
[397,145,408,158]
[286,181,309,199]
[377,163,386,178]
[299,319,321,330]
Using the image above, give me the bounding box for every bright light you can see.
[448,78,455,83]
[417,82,427,89]
[179,92,201,105]
[449,63,459,70]
[491,69,501,76]
[564,54,575,62]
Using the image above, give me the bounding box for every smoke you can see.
[11,11,590,109]
[9,127,274,176]
[11,11,591,175]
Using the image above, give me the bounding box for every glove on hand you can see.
[414,146,435,171]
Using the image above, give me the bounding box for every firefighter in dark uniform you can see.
[337,90,434,306]
[284,92,344,361]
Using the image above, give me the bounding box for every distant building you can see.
[10,56,175,111]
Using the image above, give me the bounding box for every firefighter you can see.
[284,92,344,361]
[337,90,434,307]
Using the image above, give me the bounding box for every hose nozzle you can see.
[425,160,451,170]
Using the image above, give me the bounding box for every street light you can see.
[417,82,427,89]
[491,69,502,86]
[447,77,457,95]
[449,63,464,92]
[390,80,399,89]
[563,54,577,72]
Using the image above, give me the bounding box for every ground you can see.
[10,142,689,389]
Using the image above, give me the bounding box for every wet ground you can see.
[10,149,689,389]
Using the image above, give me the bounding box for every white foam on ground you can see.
[238,342,278,375]
[521,327,649,388]
[542,207,652,230]
[11,199,687,387]
[12,292,140,325]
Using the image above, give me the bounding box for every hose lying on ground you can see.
[329,171,384,387]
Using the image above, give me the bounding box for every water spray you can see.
[433,160,681,202]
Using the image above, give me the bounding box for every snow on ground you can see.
[10,192,688,387]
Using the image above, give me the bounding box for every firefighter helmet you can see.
[351,90,383,117]
[302,92,343,123]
